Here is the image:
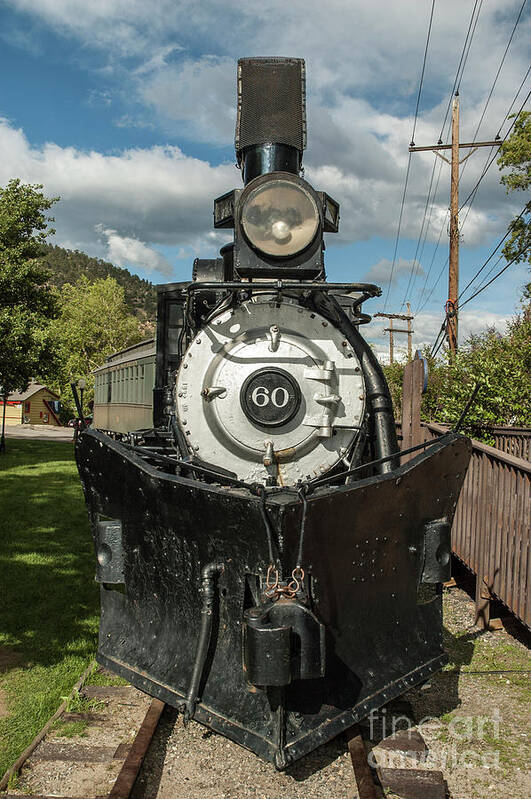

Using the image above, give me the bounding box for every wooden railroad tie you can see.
[347,701,450,799]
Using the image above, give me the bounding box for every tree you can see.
[0,180,59,449]
[381,292,531,442]
[48,276,144,419]
[497,110,531,265]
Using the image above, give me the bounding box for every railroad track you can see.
[0,667,164,799]
[348,699,449,799]
[1,668,448,799]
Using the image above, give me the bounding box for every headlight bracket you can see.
[214,172,339,279]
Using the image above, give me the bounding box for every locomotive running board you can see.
[76,429,471,768]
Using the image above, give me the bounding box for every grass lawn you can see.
[0,439,99,777]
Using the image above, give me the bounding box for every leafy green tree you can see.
[48,275,144,419]
[424,312,530,440]
[0,180,59,428]
[497,110,531,265]
[382,296,531,442]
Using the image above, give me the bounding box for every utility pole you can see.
[449,96,460,355]
[409,93,500,356]
[374,304,414,363]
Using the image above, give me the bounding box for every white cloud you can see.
[2,1,528,288]
[138,55,236,145]
[97,227,173,276]
[0,118,235,273]
[364,257,423,285]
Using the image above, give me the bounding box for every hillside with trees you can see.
[40,244,157,322]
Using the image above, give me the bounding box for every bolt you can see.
[183,363,188,369]
[342,340,348,347]
[354,366,360,373]
[196,338,201,344]
[322,321,328,326]
[201,388,209,397]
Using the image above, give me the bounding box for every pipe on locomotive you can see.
[184,561,225,720]
[241,142,301,185]
[309,292,400,473]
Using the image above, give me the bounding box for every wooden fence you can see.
[399,359,530,630]
[482,426,531,462]
[423,422,530,630]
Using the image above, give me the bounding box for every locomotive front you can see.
[76,58,471,768]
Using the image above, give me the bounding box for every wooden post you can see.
[448,94,460,356]
[401,359,424,463]
[389,318,394,363]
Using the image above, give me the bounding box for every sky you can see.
[0,0,529,359]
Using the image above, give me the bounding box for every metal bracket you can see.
[95,519,125,584]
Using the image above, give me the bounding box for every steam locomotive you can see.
[76,58,471,768]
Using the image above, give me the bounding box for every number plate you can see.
[240,368,301,427]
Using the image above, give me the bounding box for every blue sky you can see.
[0,0,529,357]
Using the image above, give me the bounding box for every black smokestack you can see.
[235,57,306,185]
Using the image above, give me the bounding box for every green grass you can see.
[0,439,99,776]
[52,719,89,738]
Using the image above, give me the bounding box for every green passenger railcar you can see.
[93,338,155,433]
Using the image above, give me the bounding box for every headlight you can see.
[241,178,319,257]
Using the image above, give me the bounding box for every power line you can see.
[418,86,529,314]
[459,0,527,186]
[438,0,483,142]
[384,0,437,311]
[417,257,448,313]
[458,232,511,301]
[430,318,448,358]
[458,204,528,302]
[404,1,484,316]
[384,152,412,311]
[459,87,531,212]
[468,0,527,146]
[400,154,438,308]
[456,0,484,94]
[409,157,445,302]
[496,64,531,137]
[411,0,437,145]
[415,201,448,312]
[459,244,530,309]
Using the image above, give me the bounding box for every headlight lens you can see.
[241,179,319,257]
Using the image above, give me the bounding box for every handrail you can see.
[423,422,531,474]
